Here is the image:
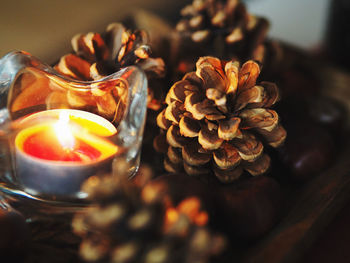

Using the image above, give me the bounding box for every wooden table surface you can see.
[302,200,350,263]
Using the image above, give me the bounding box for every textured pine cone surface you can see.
[54,23,165,111]
[155,56,286,183]
[175,0,270,63]
[71,166,225,263]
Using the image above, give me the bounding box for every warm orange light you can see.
[178,197,201,220]
[177,197,209,226]
[194,212,209,226]
[15,110,118,163]
[165,208,179,226]
[54,111,75,150]
[18,109,117,137]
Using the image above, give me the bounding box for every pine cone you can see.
[54,23,165,111]
[175,0,269,62]
[155,56,286,183]
[72,166,225,263]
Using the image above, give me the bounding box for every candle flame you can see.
[54,111,75,150]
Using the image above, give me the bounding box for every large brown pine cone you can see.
[54,23,165,110]
[155,56,286,183]
[176,0,269,62]
[72,166,225,263]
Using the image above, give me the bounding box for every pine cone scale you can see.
[198,124,224,150]
[55,54,92,80]
[238,60,261,92]
[157,110,172,130]
[243,153,270,176]
[184,93,207,120]
[232,133,264,161]
[167,146,183,164]
[182,142,211,166]
[234,85,264,111]
[213,142,241,169]
[239,108,279,131]
[196,65,226,94]
[104,23,125,60]
[224,60,239,95]
[166,80,192,104]
[214,165,243,183]
[179,116,201,137]
[167,125,191,148]
[165,101,183,124]
[257,124,287,148]
[218,116,241,140]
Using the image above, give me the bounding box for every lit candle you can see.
[14,109,119,198]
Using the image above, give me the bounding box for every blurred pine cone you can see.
[72,166,225,263]
[54,23,165,111]
[176,0,269,62]
[155,56,286,183]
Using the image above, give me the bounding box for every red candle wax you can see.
[22,128,101,162]
[15,110,119,167]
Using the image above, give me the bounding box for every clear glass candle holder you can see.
[0,51,147,214]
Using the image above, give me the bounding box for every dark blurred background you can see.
[0,0,190,63]
[1,0,349,70]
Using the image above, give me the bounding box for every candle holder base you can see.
[0,183,90,219]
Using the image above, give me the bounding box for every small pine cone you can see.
[155,56,286,183]
[176,0,269,62]
[72,166,225,263]
[54,23,165,111]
